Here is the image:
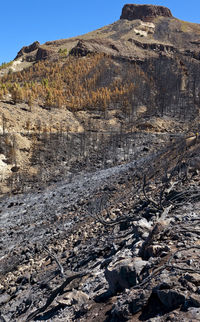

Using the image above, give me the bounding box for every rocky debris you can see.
[69,36,183,61]
[110,274,200,320]
[110,289,151,320]
[0,143,200,321]
[120,4,173,21]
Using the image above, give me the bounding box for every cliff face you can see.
[120,4,173,21]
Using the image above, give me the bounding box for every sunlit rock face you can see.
[120,4,173,21]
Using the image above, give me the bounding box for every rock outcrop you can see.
[120,4,173,21]
[70,38,127,58]
[35,47,55,61]
[15,41,40,59]
[69,38,154,62]
[15,41,57,62]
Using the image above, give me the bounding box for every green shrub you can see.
[58,48,68,57]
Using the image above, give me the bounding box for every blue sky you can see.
[0,0,200,64]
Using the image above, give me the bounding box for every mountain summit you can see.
[120,4,173,21]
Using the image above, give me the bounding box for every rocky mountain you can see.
[0,4,200,321]
[13,4,200,63]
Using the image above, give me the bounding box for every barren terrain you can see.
[0,133,200,321]
[0,3,200,321]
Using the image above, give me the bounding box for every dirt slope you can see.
[0,136,200,321]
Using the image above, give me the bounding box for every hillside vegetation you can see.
[1,51,200,119]
[0,54,137,111]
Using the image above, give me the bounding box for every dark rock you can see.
[94,290,112,303]
[16,297,32,316]
[129,290,151,314]
[36,47,55,61]
[15,42,57,62]
[111,289,150,320]
[120,4,172,21]
[16,276,29,285]
[184,273,200,286]
[187,294,200,308]
[70,39,120,57]
[11,166,20,173]
[70,40,96,57]
[143,244,170,259]
[156,289,185,309]
[7,202,14,208]
[15,41,40,59]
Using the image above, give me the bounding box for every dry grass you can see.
[178,19,200,34]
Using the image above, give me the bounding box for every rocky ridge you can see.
[9,4,200,64]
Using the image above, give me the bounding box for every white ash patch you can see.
[0,154,11,181]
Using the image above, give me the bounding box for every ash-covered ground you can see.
[0,133,200,322]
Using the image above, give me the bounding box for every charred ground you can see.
[0,4,200,322]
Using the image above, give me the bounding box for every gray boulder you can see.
[105,257,148,294]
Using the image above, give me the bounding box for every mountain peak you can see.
[120,4,173,21]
